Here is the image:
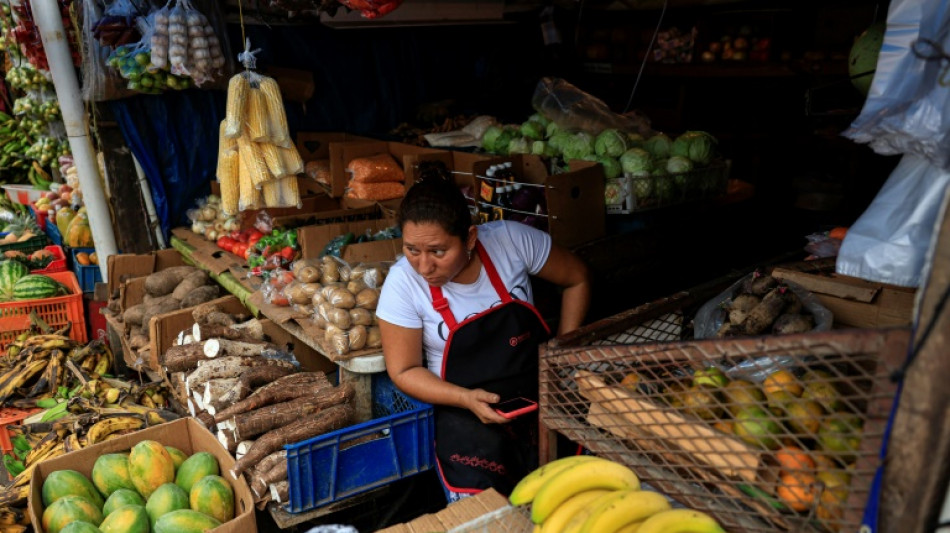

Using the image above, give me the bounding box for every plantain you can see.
[23,429,62,466]
[68,339,100,363]
[25,350,61,398]
[63,432,83,453]
[0,506,27,526]
[80,352,98,372]
[0,359,48,403]
[0,484,28,508]
[85,415,145,445]
[93,347,112,376]
[0,524,28,533]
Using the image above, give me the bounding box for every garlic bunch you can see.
[150,0,225,85]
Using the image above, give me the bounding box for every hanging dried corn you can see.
[217,121,240,215]
[258,77,293,148]
[236,135,272,189]
[246,88,272,143]
[224,74,249,139]
[238,143,263,211]
[262,176,302,208]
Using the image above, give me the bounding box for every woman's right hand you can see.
[463,388,511,424]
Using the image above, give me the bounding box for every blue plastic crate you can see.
[45,222,63,247]
[69,247,101,293]
[284,373,435,513]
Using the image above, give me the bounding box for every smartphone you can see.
[491,397,538,419]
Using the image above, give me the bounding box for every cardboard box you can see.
[296,132,378,198]
[336,141,443,209]
[107,249,187,297]
[376,488,513,533]
[171,227,244,277]
[298,219,402,264]
[150,295,336,376]
[771,268,915,329]
[209,179,344,230]
[402,149,490,187]
[29,418,256,533]
[471,155,606,249]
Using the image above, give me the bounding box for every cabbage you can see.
[671,131,716,165]
[562,132,595,161]
[643,133,672,159]
[492,127,517,155]
[482,126,503,153]
[520,121,544,140]
[652,159,669,177]
[604,180,625,205]
[626,133,645,147]
[595,156,622,179]
[531,140,558,157]
[545,121,561,139]
[666,155,694,174]
[620,148,653,176]
[548,131,574,153]
[529,113,551,128]
[594,129,628,158]
[508,137,531,155]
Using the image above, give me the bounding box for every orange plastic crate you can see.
[0,407,41,456]
[0,271,87,351]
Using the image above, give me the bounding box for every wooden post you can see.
[881,190,950,533]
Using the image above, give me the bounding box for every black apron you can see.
[430,242,551,495]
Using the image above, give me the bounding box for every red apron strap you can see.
[429,285,458,330]
[476,242,512,304]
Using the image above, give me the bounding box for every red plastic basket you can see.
[0,271,87,351]
[29,203,49,231]
[0,407,41,456]
[30,246,67,274]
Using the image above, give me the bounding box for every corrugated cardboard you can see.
[28,418,256,533]
[298,219,402,264]
[150,295,336,376]
[107,249,187,297]
[771,268,915,329]
[376,488,512,533]
[171,228,244,276]
[471,155,606,249]
[296,132,378,198]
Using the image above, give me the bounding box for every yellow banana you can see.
[0,506,25,526]
[63,433,83,453]
[531,459,640,524]
[104,387,120,404]
[93,348,112,375]
[85,416,145,445]
[23,430,60,465]
[636,509,726,533]
[539,489,612,533]
[0,524,28,533]
[0,485,28,508]
[579,490,672,533]
[509,455,602,506]
[562,505,596,533]
[616,523,642,533]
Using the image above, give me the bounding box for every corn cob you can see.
[218,151,240,215]
[218,119,237,154]
[279,145,305,176]
[258,76,292,148]
[259,141,287,178]
[236,134,272,189]
[238,145,263,211]
[246,88,272,143]
[223,74,249,139]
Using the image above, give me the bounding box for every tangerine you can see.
[777,471,819,512]
[775,446,816,474]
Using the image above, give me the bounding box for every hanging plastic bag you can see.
[836,154,950,287]
[81,0,137,101]
[842,0,950,169]
[91,0,140,48]
[531,77,653,137]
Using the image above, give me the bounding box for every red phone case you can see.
[493,398,538,419]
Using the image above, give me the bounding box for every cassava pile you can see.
[159,302,355,507]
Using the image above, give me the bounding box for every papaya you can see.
[42,469,105,509]
[189,475,234,524]
[65,212,94,248]
[98,504,149,533]
[55,206,76,235]
[153,509,221,533]
[92,454,136,498]
[60,522,104,533]
[175,452,219,493]
[103,489,145,517]
[145,483,190,529]
[42,495,104,533]
[164,446,188,471]
[128,440,175,499]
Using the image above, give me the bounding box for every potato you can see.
[330,331,350,356]
[141,296,182,327]
[321,257,341,284]
[327,307,353,329]
[366,326,382,349]
[356,288,380,310]
[291,258,321,277]
[349,308,374,326]
[346,279,367,294]
[320,283,344,301]
[329,287,357,309]
[362,265,389,288]
[312,291,326,307]
[312,311,328,329]
[284,283,313,305]
[325,324,345,344]
[348,325,367,351]
[297,266,321,284]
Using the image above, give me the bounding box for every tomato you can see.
[247,230,264,248]
[216,237,236,252]
[829,226,848,240]
[270,295,290,306]
[232,242,249,259]
[278,246,296,262]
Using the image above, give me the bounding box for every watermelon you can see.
[189,475,234,523]
[12,274,68,300]
[103,489,145,517]
[98,504,149,533]
[92,454,137,498]
[42,469,105,509]
[145,483,190,528]
[0,260,30,299]
[42,495,104,533]
[153,509,221,533]
[175,452,219,493]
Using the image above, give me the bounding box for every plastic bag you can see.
[81,0,137,102]
[305,159,331,185]
[531,77,653,137]
[346,153,405,183]
[836,154,950,287]
[345,182,406,201]
[337,0,404,19]
[694,272,833,340]
[262,268,294,306]
[92,0,139,47]
[803,232,843,259]
[842,0,950,169]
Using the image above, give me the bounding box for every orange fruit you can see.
[775,446,816,474]
[89,252,98,265]
[777,472,818,512]
[763,370,803,398]
[75,252,91,266]
[619,372,640,390]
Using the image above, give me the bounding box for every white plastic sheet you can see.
[836,154,950,287]
[843,0,950,168]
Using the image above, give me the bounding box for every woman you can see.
[376,173,590,500]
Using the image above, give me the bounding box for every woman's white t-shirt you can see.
[376,221,552,375]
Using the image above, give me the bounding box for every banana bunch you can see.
[131,381,169,410]
[0,506,30,533]
[0,111,36,176]
[0,334,78,406]
[0,429,68,508]
[509,456,726,533]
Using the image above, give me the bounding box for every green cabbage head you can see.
[562,132,595,161]
[643,133,672,159]
[620,148,654,176]
[594,129,628,158]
